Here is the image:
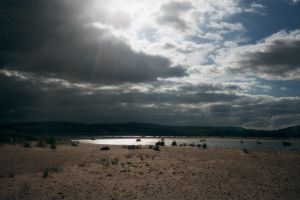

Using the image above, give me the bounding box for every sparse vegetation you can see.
[139,154,144,161]
[111,157,119,165]
[100,158,110,167]
[171,141,177,146]
[21,182,30,196]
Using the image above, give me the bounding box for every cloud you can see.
[0,0,299,129]
[244,2,265,15]
[156,1,193,31]
[1,70,299,129]
[0,0,186,84]
[216,30,300,80]
[289,0,300,4]
[208,22,245,32]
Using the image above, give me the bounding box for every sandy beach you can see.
[0,143,299,200]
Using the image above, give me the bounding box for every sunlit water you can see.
[77,137,300,151]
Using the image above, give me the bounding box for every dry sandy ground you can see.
[0,143,299,200]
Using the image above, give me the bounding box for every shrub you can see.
[171,141,177,146]
[155,141,165,146]
[100,146,110,151]
[189,143,195,147]
[282,141,292,146]
[70,141,79,147]
[23,141,32,148]
[45,136,55,144]
[45,136,57,150]
[50,142,57,150]
[8,173,15,178]
[154,145,160,151]
[37,139,46,148]
[202,143,207,149]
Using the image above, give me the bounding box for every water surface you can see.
[77,137,300,151]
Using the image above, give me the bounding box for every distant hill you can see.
[0,122,299,138]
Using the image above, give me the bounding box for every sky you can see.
[0,0,300,129]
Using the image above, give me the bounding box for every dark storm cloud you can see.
[0,0,186,84]
[1,71,299,129]
[157,1,193,31]
[230,38,300,79]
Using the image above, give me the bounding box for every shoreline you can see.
[72,135,300,140]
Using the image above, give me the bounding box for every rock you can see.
[100,146,110,151]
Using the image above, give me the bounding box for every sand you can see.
[0,143,299,200]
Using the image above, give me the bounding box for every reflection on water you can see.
[77,137,300,151]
